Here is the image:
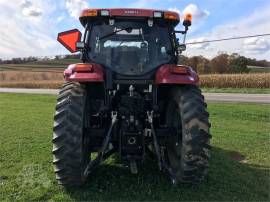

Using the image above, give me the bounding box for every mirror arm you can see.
[80,22,93,62]
[175,25,189,35]
[174,18,192,55]
[175,30,186,34]
[174,27,189,55]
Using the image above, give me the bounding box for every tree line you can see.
[0,54,80,64]
[179,53,270,74]
[0,56,38,64]
[1,53,269,74]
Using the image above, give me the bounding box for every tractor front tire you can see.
[166,85,211,184]
[52,82,89,187]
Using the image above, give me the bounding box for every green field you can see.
[0,59,79,72]
[0,93,269,201]
[248,66,270,73]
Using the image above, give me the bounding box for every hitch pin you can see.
[129,85,134,97]
[147,111,154,123]
[111,111,118,124]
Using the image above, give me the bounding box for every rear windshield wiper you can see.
[99,27,132,40]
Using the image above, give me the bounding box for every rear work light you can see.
[164,12,178,20]
[100,10,110,16]
[170,66,189,75]
[74,63,93,73]
[153,11,163,18]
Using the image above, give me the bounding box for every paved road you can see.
[0,88,269,104]
[203,93,270,104]
[0,88,59,95]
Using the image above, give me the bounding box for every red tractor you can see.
[54,8,211,187]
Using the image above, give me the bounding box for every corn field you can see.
[0,71,269,89]
[200,73,270,88]
[0,71,63,81]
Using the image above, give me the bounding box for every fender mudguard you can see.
[155,64,199,85]
[64,63,104,82]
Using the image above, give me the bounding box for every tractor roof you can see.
[79,8,180,27]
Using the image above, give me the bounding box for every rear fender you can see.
[64,63,104,82]
[155,64,199,85]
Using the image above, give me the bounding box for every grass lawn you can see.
[202,87,270,94]
[0,93,269,201]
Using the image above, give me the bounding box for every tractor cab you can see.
[87,20,173,75]
[58,9,192,78]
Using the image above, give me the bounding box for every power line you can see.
[185,33,270,45]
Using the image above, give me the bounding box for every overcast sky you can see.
[0,0,269,60]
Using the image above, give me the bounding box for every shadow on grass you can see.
[65,147,269,201]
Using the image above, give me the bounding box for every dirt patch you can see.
[228,151,247,163]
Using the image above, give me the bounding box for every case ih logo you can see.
[124,10,139,14]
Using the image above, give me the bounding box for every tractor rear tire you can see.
[52,82,89,187]
[165,85,211,184]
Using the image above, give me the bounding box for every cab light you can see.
[74,63,93,72]
[170,66,189,74]
[153,11,162,18]
[164,12,178,20]
[100,10,110,16]
[85,9,98,17]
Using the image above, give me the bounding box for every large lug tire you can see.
[52,82,89,187]
[165,85,211,184]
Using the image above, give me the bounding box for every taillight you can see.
[170,66,189,74]
[74,63,93,72]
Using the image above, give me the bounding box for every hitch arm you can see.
[147,111,178,185]
[83,111,118,177]
[147,111,162,170]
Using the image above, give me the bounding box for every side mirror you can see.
[76,42,85,50]
[178,44,186,52]
[57,29,82,53]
